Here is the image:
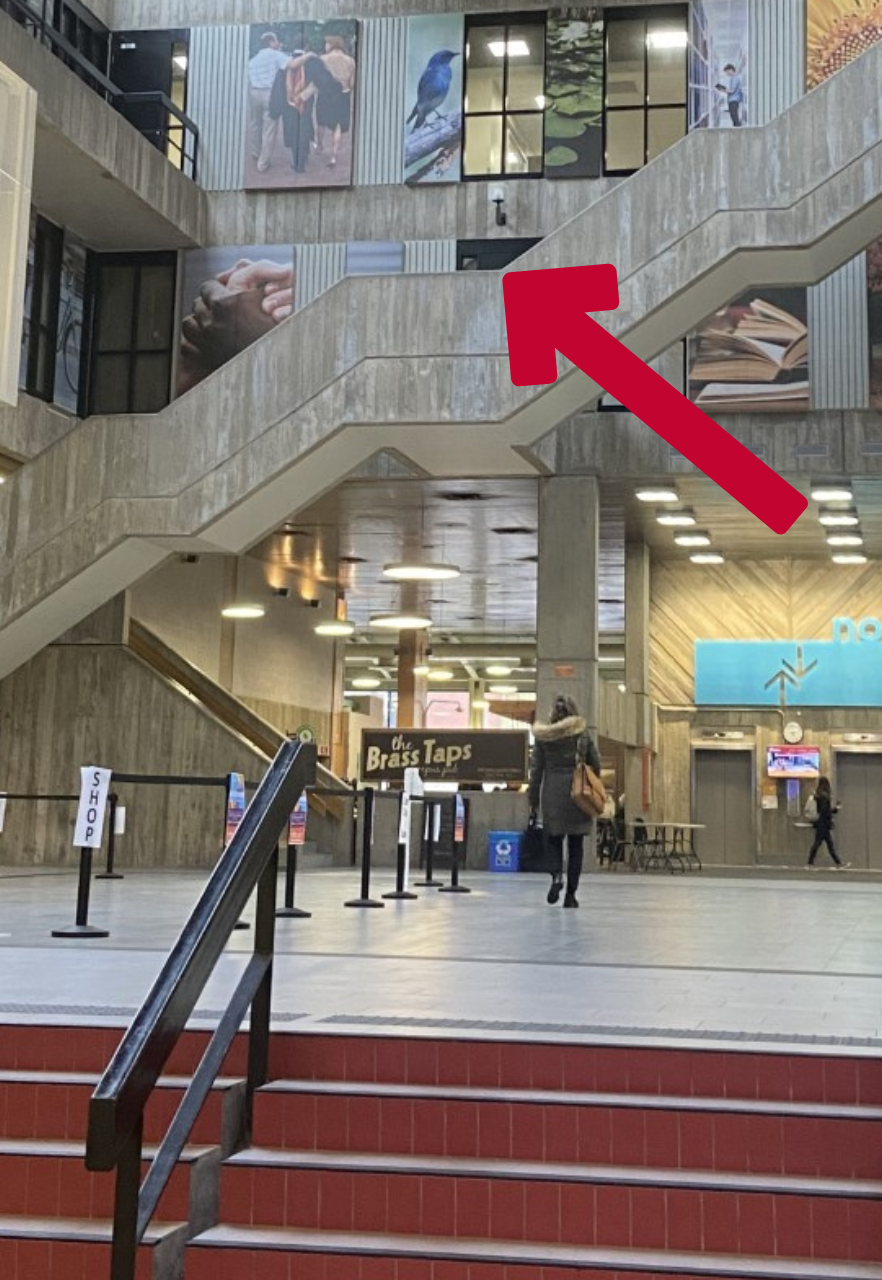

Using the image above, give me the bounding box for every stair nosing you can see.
[259,1078,882,1120]
[188,1223,882,1278]
[0,1070,243,1089]
[0,1214,183,1244]
[0,1138,217,1161]
[227,1146,882,1197]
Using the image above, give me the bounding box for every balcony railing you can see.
[1,0,199,180]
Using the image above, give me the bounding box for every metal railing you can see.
[85,738,316,1279]
[1,0,199,180]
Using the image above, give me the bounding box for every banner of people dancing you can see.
[245,20,357,190]
[807,0,882,407]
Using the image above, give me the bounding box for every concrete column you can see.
[396,629,427,727]
[624,541,652,821]
[536,476,598,742]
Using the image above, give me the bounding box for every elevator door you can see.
[693,749,754,865]
[833,753,882,869]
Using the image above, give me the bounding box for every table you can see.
[628,822,705,874]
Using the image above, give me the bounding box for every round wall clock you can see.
[783,721,803,744]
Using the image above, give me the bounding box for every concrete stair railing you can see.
[3,43,882,678]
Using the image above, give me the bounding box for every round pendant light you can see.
[368,613,433,630]
[382,562,461,582]
[222,604,265,619]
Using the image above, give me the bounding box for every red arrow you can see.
[502,264,807,535]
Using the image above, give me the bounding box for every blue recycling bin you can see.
[488,830,521,873]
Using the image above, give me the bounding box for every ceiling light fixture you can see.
[831,553,868,565]
[314,620,355,637]
[413,663,431,676]
[818,510,859,527]
[427,669,455,682]
[811,484,853,502]
[368,613,433,630]
[488,38,530,56]
[674,532,711,547]
[351,676,382,690]
[617,683,627,693]
[472,698,489,710]
[383,562,460,582]
[690,552,725,565]
[647,29,688,49]
[488,683,519,695]
[826,533,863,547]
[656,510,696,527]
[636,487,678,502]
[221,604,265,619]
[485,664,513,677]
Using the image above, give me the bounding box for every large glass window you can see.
[463,15,545,178]
[20,215,63,404]
[88,253,176,415]
[604,6,687,175]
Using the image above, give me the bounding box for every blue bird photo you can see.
[407,49,460,132]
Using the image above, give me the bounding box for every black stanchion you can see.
[96,792,124,880]
[276,838,311,919]
[349,780,359,867]
[345,787,384,908]
[222,775,251,931]
[52,846,109,938]
[383,792,418,900]
[440,797,471,895]
[415,798,444,888]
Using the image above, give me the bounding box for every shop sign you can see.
[74,766,112,848]
[695,617,882,707]
[361,729,528,782]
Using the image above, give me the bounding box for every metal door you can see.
[693,749,754,865]
[834,753,882,869]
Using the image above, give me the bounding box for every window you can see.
[20,215,63,403]
[604,6,687,175]
[87,253,176,415]
[463,15,545,178]
[456,238,541,271]
[110,29,191,170]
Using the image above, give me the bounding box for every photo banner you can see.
[543,9,603,177]
[404,14,464,183]
[807,2,882,406]
[688,0,748,130]
[245,20,357,191]
[687,288,810,413]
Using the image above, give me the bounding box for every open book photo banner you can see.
[687,287,810,414]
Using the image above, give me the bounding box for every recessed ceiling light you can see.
[472,698,489,710]
[488,38,530,56]
[485,665,513,677]
[674,532,711,547]
[811,485,853,502]
[647,29,688,49]
[351,676,382,690]
[656,510,696,527]
[383,562,460,582]
[826,534,863,547]
[221,604,265,619]
[690,553,725,565]
[427,668,455,682]
[818,511,859,526]
[368,614,433,630]
[488,683,519,695]
[314,620,355,637]
[831,553,868,565]
[636,487,678,502]
[413,663,431,676]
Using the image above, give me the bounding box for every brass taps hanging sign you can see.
[360,729,529,783]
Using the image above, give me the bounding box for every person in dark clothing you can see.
[807,776,847,867]
[528,695,602,909]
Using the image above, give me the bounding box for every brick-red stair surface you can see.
[0,1022,247,1280]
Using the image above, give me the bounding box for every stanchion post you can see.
[349,780,359,867]
[345,787,384,908]
[96,792,124,880]
[415,798,444,888]
[383,790,418,900]
[222,774,251,931]
[52,847,109,938]
[276,835,311,919]
[440,795,471,894]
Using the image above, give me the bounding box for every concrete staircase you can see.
[4,43,882,677]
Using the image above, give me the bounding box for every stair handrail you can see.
[84,737,316,1280]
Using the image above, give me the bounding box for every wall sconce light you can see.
[489,186,507,227]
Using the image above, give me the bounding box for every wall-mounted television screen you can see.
[767,746,820,778]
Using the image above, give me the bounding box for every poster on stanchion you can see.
[288,792,308,846]
[74,766,112,848]
[454,793,465,845]
[225,772,246,846]
[0,792,7,834]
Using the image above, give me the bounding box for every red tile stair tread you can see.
[0,1214,183,1242]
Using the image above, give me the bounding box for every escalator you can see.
[3,43,882,677]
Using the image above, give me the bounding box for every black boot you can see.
[563,892,579,908]
[547,874,563,905]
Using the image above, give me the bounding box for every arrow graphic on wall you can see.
[502,264,808,534]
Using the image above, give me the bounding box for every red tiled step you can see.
[253,1080,882,1178]
[267,1034,882,1105]
[0,1140,217,1223]
[0,1071,243,1145]
[218,1148,882,1261]
[0,1215,185,1280]
[0,1023,249,1077]
[184,1223,882,1280]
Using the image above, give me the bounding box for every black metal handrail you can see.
[1,0,199,180]
[85,738,316,1280]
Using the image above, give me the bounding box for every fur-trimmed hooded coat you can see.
[527,715,602,837]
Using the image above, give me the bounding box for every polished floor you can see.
[1,865,881,1051]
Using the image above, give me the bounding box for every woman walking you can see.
[528,695,602,908]
[807,776,847,868]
